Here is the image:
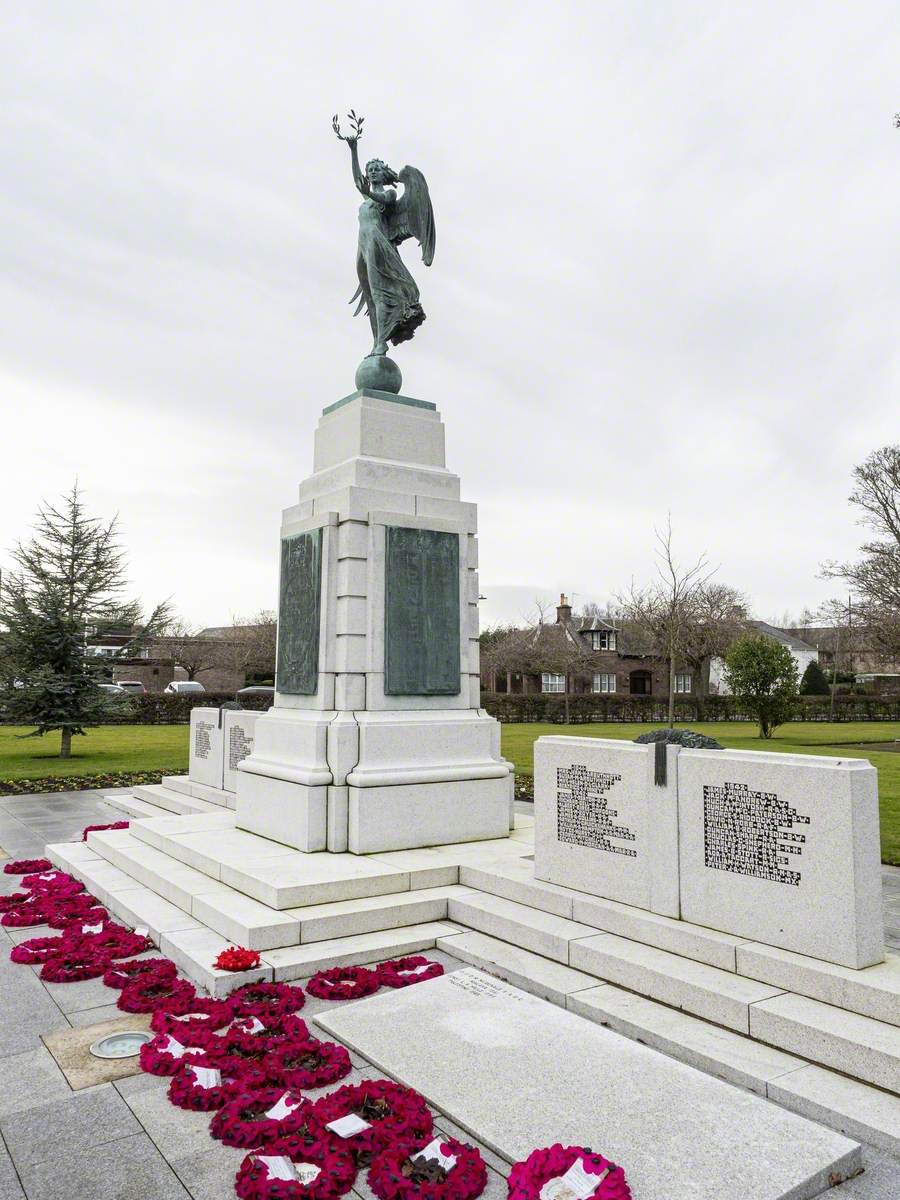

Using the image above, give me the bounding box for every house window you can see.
[542,673,566,694]
[591,630,617,651]
[675,672,693,694]
[593,672,616,693]
[629,670,652,696]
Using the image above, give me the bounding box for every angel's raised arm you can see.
[332,112,369,197]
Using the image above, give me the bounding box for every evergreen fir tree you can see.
[0,484,170,758]
[800,659,830,695]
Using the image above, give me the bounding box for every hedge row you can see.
[479,692,900,724]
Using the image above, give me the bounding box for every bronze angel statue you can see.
[333,111,435,389]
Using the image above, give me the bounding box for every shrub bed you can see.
[480,692,900,723]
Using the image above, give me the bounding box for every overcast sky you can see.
[1,3,897,631]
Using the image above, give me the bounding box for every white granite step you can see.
[436,929,598,1007]
[262,921,461,983]
[737,942,900,1028]
[447,892,596,964]
[460,860,751,971]
[100,793,173,820]
[130,783,223,816]
[569,932,783,1034]
[288,885,472,943]
[748,991,900,1094]
[766,1064,900,1156]
[86,828,233,911]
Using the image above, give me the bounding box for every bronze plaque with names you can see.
[275,527,322,695]
[384,526,460,696]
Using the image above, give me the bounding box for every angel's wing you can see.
[385,165,435,266]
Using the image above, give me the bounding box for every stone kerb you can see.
[677,747,884,969]
[188,706,224,790]
[534,737,680,917]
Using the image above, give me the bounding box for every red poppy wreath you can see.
[507,1146,631,1200]
[211,1088,316,1149]
[167,1060,267,1110]
[305,966,380,1002]
[3,858,52,875]
[367,1137,487,1200]
[138,1032,214,1077]
[81,821,129,841]
[235,1137,357,1200]
[118,974,197,1014]
[267,1038,353,1091]
[22,871,84,897]
[375,958,444,989]
[1,900,51,927]
[229,981,307,1021]
[9,933,70,965]
[312,1081,433,1165]
[39,946,112,983]
[150,997,235,1042]
[103,956,178,990]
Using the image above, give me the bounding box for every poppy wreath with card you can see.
[43,895,107,929]
[3,857,52,875]
[9,933,71,965]
[226,1013,311,1051]
[375,958,444,989]
[0,891,35,912]
[229,981,307,1021]
[39,945,113,983]
[118,974,197,1014]
[21,871,84,897]
[367,1137,488,1200]
[208,1029,283,1078]
[312,1081,433,1166]
[103,956,178,990]
[1,898,51,927]
[506,1146,631,1200]
[150,997,235,1043]
[81,925,151,960]
[167,1060,267,1112]
[81,821,129,841]
[305,966,381,1002]
[211,1088,317,1149]
[267,1038,353,1091]
[138,1032,216,1077]
[234,1137,357,1200]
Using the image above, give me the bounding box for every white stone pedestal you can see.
[236,389,512,853]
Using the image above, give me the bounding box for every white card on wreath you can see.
[326,1114,371,1138]
[265,1093,301,1120]
[175,1010,210,1022]
[190,1066,222,1089]
[295,1163,322,1185]
[540,1161,608,1200]
[82,922,104,935]
[399,964,432,976]
[242,1017,266,1034]
[418,1138,458,1171]
[161,1037,186,1058]
[134,926,149,938]
[256,1156,297,1181]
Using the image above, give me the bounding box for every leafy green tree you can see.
[799,659,830,695]
[0,484,170,758]
[723,635,799,738]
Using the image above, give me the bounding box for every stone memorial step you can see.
[100,793,174,820]
[460,859,751,970]
[570,931,783,1034]
[260,921,461,983]
[130,783,224,816]
[314,967,862,1200]
[435,929,598,1007]
[446,892,596,964]
[160,774,237,809]
[749,991,900,1094]
[286,884,473,943]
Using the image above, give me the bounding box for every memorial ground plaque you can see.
[276,527,322,695]
[534,737,679,916]
[678,748,884,968]
[384,525,460,696]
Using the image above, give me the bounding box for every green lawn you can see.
[501,721,900,866]
[0,724,189,781]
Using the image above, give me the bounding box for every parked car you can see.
[164,681,207,695]
[115,680,147,695]
[98,683,128,697]
[236,686,275,700]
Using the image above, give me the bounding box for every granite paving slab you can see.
[15,1131,191,1200]
[0,1141,24,1200]
[0,1047,72,1118]
[0,1083,141,1169]
[316,968,862,1200]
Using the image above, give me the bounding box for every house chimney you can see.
[556,593,572,624]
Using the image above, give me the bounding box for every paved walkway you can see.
[0,789,897,1199]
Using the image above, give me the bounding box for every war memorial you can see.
[7,114,898,1200]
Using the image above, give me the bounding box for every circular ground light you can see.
[89,1031,153,1059]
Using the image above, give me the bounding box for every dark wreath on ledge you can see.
[507,1145,632,1200]
[305,966,381,1002]
[367,1137,487,1200]
[235,1137,358,1200]
[312,1081,433,1165]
